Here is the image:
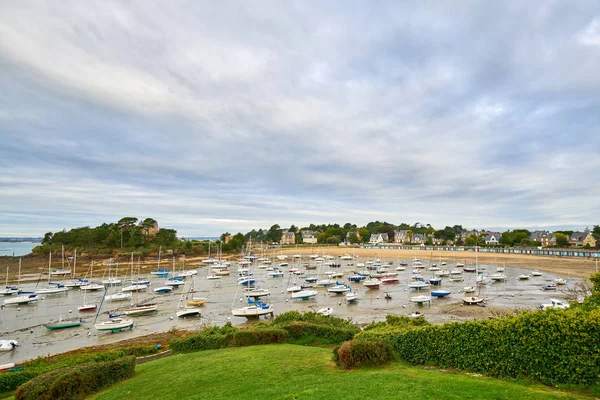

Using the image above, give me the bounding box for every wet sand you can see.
[273,247,599,278]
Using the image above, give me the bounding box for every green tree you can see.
[288,225,298,233]
[117,217,138,248]
[555,233,570,247]
[220,232,231,242]
[347,232,359,244]
[358,228,370,243]
[42,232,53,245]
[155,228,177,246]
[593,225,600,243]
[266,224,283,244]
[140,218,157,242]
[465,235,479,246]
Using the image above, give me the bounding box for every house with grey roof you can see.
[570,231,597,247]
[369,233,389,244]
[394,230,410,243]
[484,233,502,245]
[280,231,295,245]
[301,230,318,244]
[412,233,426,244]
[529,230,551,247]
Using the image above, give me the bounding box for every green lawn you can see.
[91,344,588,400]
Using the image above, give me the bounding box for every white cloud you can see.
[1,1,599,236]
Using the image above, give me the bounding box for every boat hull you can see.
[45,321,81,330]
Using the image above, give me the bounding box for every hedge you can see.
[15,356,135,400]
[281,321,358,344]
[0,350,132,392]
[359,308,600,385]
[170,326,288,353]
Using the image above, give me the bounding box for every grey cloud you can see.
[0,1,599,236]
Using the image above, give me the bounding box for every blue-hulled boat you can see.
[431,289,451,297]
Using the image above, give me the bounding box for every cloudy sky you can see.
[1,1,599,237]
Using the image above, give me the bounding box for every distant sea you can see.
[187,237,220,241]
[0,241,40,257]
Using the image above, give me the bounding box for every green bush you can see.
[121,345,159,357]
[360,309,600,385]
[170,333,226,353]
[281,321,357,344]
[170,327,288,353]
[335,338,394,370]
[15,356,135,400]
[0,350,130,392]
[229,329,288,347]
[0,371,37,393]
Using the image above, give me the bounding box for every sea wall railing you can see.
[359,244,599,259]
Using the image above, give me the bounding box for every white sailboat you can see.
[35,252,69,295]
[1,265,19,296]
[80,261,105,291]
[176,281,202,318]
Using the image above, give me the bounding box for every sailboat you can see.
[164,257,185,288]
[78,286,97,312]
[94,290,134,333]
[49,246,71,276]
[81,261,105,291]
[463,246,485,305]
[1,266,19,296]
[64,250,87,288]
[3,293,39,306]
[44,315,82,330]
[177,256,198,278]
[121,254,148,292]
[101,259,122,286]
[176,281,202,318]
[35,252,69,295]
[150,247,170,278]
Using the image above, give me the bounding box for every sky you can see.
[1,1,599,237]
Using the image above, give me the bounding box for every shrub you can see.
[281,321,357,345]
[0,371,37,393]
[0,350,131,392]
[15,356,135,400]
[359,309,600,385]
[170,333,226,353]
[335,338,394,370]
[170,327,288,353]
[229,328,288,347]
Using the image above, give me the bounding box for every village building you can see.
[412,233,426,244]
[484,233,502,245]
[300,230,318,244]
[280,231,295,245]
[570,231,597,247]
[369,233,389,244]
[529,230,552,247]
[394,230,410,243]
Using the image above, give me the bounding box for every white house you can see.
[301,230,318,244]
[484,233,502,245]
[369,233,389,244]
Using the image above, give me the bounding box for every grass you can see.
[91,344,590,400]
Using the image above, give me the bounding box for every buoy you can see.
[169,316,173,320]
[69,310,72,313]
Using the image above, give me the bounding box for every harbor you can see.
[0,252,586,365]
